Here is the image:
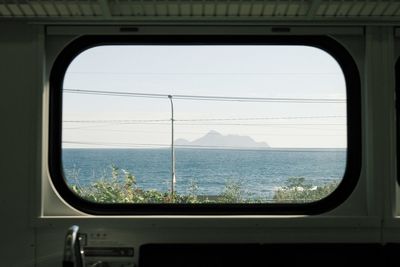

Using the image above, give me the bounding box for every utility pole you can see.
[168,95,176,199]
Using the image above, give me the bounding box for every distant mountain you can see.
[175,130,270,149]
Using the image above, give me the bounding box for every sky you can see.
[62,45,347,149]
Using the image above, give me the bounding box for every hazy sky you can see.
[62,45,347,149]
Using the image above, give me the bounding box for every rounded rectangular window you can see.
[49,36,361,215]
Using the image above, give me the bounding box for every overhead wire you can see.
[63,89,347,145]
[63,115,346,129]
[62,128,346,136]
[64,122,345,126]
[63,115,345,123]
[67,71,342,76]
[62,141,345,151]
[64,88,346,103]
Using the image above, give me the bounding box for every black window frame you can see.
[49,35,361,215]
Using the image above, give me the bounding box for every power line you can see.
[176,115,345,122]
[64,89,166,99]
[62,141,271,151]
[64,125,346,131]
[64,126,346,131]
[67,71,342,76]
[175,123,345,126]
[62,140,346,151]
[62,128,346,136]
[64,89,346,103]
[63,119,170,123]
[64,122,345,127]
[63,115,345,123]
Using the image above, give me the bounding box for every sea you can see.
[62,148,346,199]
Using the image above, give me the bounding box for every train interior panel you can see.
[1,0,400,266]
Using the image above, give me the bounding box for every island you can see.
[175,130,270,149]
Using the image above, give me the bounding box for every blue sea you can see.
[62,148,346,199]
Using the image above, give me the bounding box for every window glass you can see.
[61,44,347,204]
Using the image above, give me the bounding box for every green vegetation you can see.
[273,177,339,203]
[216,180,245,203]
[69,167,339,204]
[70,166,199,203]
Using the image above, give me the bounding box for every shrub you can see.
[217,180,245,203]
[272,177,339,203]
[69,167,339,204]
[69,166,201,204]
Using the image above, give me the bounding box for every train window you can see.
[49,36,361,215]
